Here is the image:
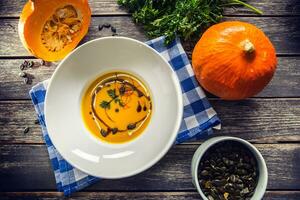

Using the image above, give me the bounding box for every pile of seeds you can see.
[198,141,258,200]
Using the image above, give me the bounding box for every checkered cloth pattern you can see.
[29,36,221,196]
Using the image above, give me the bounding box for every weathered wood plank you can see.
[1,191,300,200]
[1,56,299,100]
[0,99,299,144]
[1,17,300,56]
[0,144,299,191]
[0,0,299,17]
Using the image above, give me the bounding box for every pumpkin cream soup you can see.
[81,72,152,144]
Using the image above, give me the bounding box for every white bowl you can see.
[191,136,268,200]
[45,37,183,178]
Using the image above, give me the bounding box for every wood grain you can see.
[0,0,299,17]
[0,99,299,144]
[0,144,299,191]
[1,191,300,200]
[1,56,300,100]
[1,16,300,57]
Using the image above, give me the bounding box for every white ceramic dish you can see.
[45,37,183,178]
[191,136,268,200]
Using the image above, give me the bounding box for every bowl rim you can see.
[191,136,268,200]
[44,36,183,178]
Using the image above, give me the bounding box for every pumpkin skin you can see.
[19,0,91,61]
[192,21,277,100]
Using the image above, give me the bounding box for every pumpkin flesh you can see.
[19,0,91,61]
[192,21,277,100]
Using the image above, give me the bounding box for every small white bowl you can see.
[45,37,183,178]
[191,136,268,200]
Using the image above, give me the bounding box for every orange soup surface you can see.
[82,71,152,144]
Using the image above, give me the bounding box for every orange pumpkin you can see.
[192,21,277,100]
[19,0,91,61]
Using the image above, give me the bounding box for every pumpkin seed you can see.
[111,128,118,134]
[98,24,104,31]
[111,26,117,33]
[23,77,29,84]
[127,123,136,130]
[103,23,111,28]
[34,119,40,124]
[23,127,30,134]
[19,72,27,78]
[100,129,108,137]
[200,170,209,176]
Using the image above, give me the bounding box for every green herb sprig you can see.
[100,88,125,110]
[118,0,262,45]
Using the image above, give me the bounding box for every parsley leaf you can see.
[107,89,117,99]
[100,101,110,109]
[114,98,125,107]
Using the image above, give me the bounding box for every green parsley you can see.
[118,0,262,45]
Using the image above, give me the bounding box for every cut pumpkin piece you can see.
[19,0,91,61]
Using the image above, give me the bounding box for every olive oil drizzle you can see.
[90,73,151,137]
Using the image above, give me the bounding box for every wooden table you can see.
[0,0,300,199]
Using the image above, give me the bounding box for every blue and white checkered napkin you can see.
[29,36,221,196]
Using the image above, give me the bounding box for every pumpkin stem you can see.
[243,39,255,54]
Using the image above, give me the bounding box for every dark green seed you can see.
[240,187,250,195]
[23,127,30,134]
[23,60,29,67]
[19,63,25,70]
[207,195,214,200]
[127,123,136,130]
[115,108,119,112]
[28,61,34,68]
[98,24,104,31]
[111,26,116,33]
[143,106,147,111]
[34,119,40,124]
[100,129,108,137]
[103,23,111,28]
[23,77,29,84]
[200,170,209,176]
[237,169,247,175]
[212,179,224,187]
[236,183,244,190]
[19,71,27,78]
[111,128,118,134]
[89,112,92,115]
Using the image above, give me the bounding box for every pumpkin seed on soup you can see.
[198,141,259,200]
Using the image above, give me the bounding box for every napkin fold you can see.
[30,36,221,196]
